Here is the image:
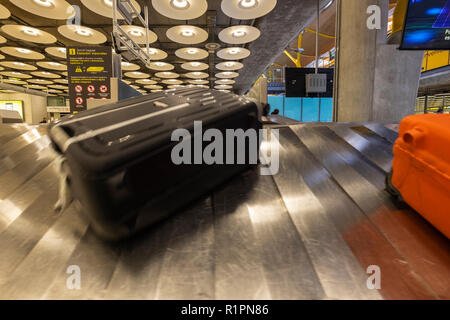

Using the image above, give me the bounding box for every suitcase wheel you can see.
[385,169,404,203]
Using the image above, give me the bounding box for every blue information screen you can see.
[401,0,450,50]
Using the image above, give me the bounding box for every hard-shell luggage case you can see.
[386,114,450,239]
[49,88,261,240]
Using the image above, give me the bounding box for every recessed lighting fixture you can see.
[14,62,25,66]
[187,48,198,54]
[76,28,92,37]
[148,49,157,55]
[12,72,21,75]
[191,62,200,67]
[226,62,235,67]
[232,29,246,38]
[171,0,190,9]
[58,48,66,53]
[181,29,195,37]
[155,62,165,66]
[49,62,60,66]
[228,48,240,55]
[23,28,39,36]
[129,29,144,37]
[239,0,258,9]
[224,72,232,75]
[42,72,51,75]
[103,0,113,7]
[17,48,31,54]
[33,0,54,8]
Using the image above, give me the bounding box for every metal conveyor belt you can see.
[0,122,449,300]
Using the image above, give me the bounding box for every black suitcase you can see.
[49,88,261,240]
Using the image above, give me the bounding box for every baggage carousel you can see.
[0,120,448,300]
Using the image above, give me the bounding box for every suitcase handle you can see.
[50,126,71,153]
[403,127,426,148]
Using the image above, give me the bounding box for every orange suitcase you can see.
[386,114,450,239]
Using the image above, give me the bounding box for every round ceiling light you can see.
[48,84,68,90]
[80,0,141,19]
[121,79,132,85]
[147,62,174,71]
[136,79,157,85]
[216,61,244,71]
[0,54,4,60]
[215,79,235,85]
[121,61,140,71]
[221,0,277,20]
[10,0,76,20]
[0,4,11,19]
[0,35,7,44]
[175,47,208,60]
[155,72,179,79]
[124,71,150,79]
[31,71,61,78]
[1,25,57,44]
[218,25,260,44]
[0,47,44,60]
[0,61,37,71]
[53,78,68,84]
[36,61,67,71]
[144,84,163,90]
[27,78,54,84]
[185,71,208,79]
[167,85,184,89]
[188,79,208,85]
[2,79,28,85]
[121,25,158,45]
[215,71,239,79]
[58,25,107,44]
[162,79,183,85]
[228,44,254,57]
[218,89,231,93]
[151,0,207,20]
[27,84,47,90]
[45,47,67,59]
[166,25,208,45]
[0,71,32,79]
[215,84,233,90]
[142,48,168,60]
[181,61,209,71]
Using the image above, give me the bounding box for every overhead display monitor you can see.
[0,101,24,119]
[285,68,334,98]
[401,0,450,50]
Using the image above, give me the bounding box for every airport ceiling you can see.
[0,0,336,95]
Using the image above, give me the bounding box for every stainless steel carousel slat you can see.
[212,175,272,300]
[273,127,380,300]
[153,197,215,300]
[104,204,181,300]
[0,154,55,200]
[216,171,326,300]
[0,181,60,286]
[292,125,450,299]
[1,126,48,157]
[278,128,436,299]
[42,227,123,300]
[0,162,57,234]
[308,126,388,190]
[364,123,399,144]
[0,205,89,299]
[329,125,393,173]
[349,126,394,154]
[0,125,31,146]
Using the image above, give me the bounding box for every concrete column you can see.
[334,0,424,123]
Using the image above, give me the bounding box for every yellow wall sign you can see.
[0,101,24,119]
[422,51,450,72]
